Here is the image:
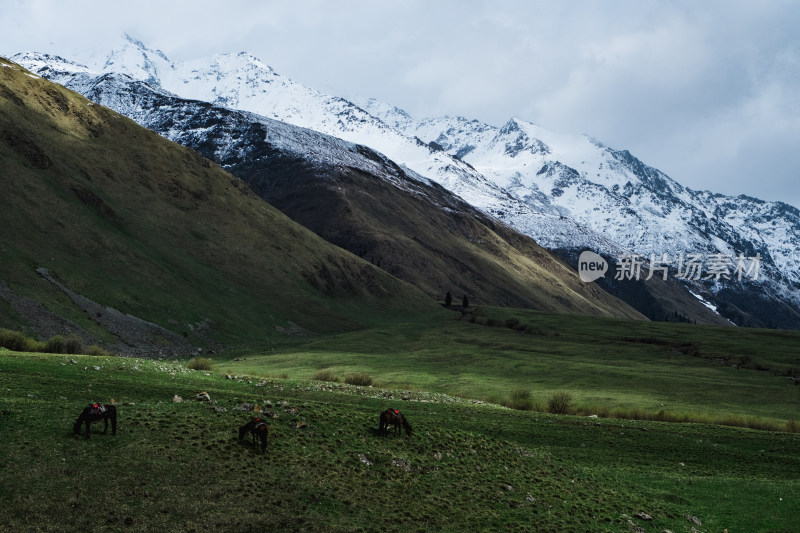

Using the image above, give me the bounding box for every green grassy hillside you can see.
[230,147,644,320]
[0,58,437,350]
[221,307,800,428]
[1,348,798,532]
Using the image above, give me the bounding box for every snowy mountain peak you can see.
[98,34,174,88]
[13,37,800,328]
[10,52,94,77]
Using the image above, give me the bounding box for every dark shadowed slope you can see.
[46,67,643,320]
[0,58,437,353]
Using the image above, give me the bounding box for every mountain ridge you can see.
[13,37,800,328]
[0,56,441,352]
[10,54,643,319]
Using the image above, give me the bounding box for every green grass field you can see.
[2,309,800,532]
[220,307,800,429]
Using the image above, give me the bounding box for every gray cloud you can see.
[3,0,799,207]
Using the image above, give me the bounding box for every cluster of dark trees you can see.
[444,291,469,308]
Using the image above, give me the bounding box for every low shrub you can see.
[312,369,340,383]
[63,334,84,354]
[0,329,41,352]
[85,345,111,357]
[548,391,573,414]
[44,334,84,354]
[503,389,534,411]
[44,335,66,353]
[188,357,214,371]
[344,372,373,387]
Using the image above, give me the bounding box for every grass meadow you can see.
[221,307,800,429]
[2,308,800,531]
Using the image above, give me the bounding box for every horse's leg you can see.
[102,415,109,435]
[85,419,91,439]
[111,413,117,436]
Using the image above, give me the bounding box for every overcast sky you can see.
[3,0,800,208]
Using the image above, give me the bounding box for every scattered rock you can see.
[213,406,227,413]
[433,451,442,461]
[172,395,182,403]
[588,414,598,418]
[235,402,256,411]
[196,392,211,402]
[685,515,702,526]
[500,483,513,492]
[392,457,413,472]
[357,453,372,466]
[635,512,653,521]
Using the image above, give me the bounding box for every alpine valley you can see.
[11,34,800,329]
[5,37,800,533]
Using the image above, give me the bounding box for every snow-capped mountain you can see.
[359,102,800,323]
[5,52,646,318]
[13,36,615,252]
[12,35,800,328]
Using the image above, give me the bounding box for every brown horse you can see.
[73,403,117,439]
[379,408,413,437]
[239,417,269,453]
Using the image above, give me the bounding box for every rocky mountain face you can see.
[13,35,800,328]
[8,52,641,318]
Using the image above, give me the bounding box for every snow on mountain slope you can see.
[19,36,614,252]
[363,102,800,290]
[12,36,800,326]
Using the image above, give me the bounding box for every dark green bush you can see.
[63,334,84,354]
[503,388,534,410]
[44,335,66,354]
[312,369,340,382]
[0,328,38,351]
[344,372,373,387]
[188,357,214,371]
[548,391,573,414]
[85,345,111,357]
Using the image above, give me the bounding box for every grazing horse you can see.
[239,417,269,453]
[73,403,117,439]
[379,408,413,437]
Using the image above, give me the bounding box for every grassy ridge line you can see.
[2,349,798,531]
[220,308,800,426]
[0,57,436,348]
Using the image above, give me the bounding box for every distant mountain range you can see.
[11,35,800,328]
